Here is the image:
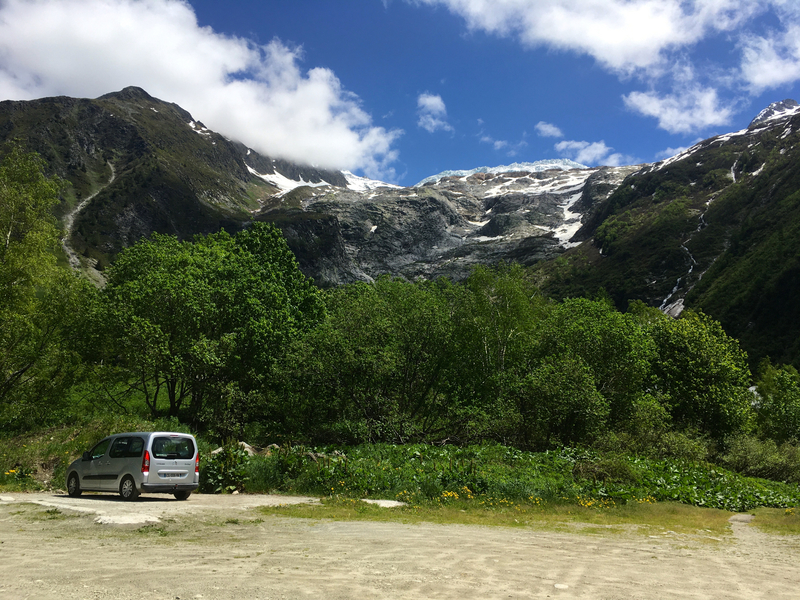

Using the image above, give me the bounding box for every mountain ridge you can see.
[2,87,800,367]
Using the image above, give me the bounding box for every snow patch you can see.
[246,164,331,196]
[343,171,400,192]
[656,143,705,170]
[553,191,585,248]
[749,100,800,128]
[482,171,593,199]
[188,121,211,136]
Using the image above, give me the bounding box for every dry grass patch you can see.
[751,507,800,535]
[256,496,733,538]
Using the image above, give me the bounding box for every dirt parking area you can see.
[1,492,800,599]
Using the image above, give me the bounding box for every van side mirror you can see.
[82,451,91,461]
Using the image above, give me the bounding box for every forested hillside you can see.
[535,102,800,369]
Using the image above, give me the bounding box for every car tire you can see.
[173,491,191,501]
[67,473,82,497]
[119,476,140,501]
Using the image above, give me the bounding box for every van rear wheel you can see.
[119,476,140,501]
[173,491,191,500]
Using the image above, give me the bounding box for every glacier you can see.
[414,159,588,187]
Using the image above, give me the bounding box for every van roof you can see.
[105,431,196,438]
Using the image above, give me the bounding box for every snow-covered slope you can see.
[749,99,800,128]
[415,159,588,186]
[343,171,402,191]
[245,164,333,196]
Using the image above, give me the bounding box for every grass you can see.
[751,507,800,536]
[256,496,733,538]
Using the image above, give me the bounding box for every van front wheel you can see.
[173,491,191,501]
[119,476,140,501]
[67,473,81,497]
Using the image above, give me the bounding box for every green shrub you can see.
[572,454,642,484]
[720,435,800,483]
[199,444,250,493]
[234,442,800,512]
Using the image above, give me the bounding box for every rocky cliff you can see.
[258,163,638,286]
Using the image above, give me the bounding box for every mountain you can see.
[0,87,632,286]
[0,86,346,270]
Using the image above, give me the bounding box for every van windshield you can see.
[151,436,195,459]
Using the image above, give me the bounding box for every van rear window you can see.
[152,436,195,459]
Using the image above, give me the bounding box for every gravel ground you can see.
[2,492,800,599]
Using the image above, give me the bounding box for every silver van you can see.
[66,432,199,500]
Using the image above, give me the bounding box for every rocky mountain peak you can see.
[749,99,800,128]
[98,86,155,102]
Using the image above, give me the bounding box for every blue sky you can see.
[1,0,800,185]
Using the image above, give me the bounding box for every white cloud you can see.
[555,139,632,166]
[0,0,402,179]
[623,86,735,134]
[413,0,759,74]
[417,92,454,133]
[535,121,564,138]
[740,25,800,93]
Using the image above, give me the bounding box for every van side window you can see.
[90,439,111,460]
[109,437,130,459]
[127,437,144,457]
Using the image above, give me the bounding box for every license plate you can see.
[160,472,183,478]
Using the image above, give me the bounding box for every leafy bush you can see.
[242,442,800,512]
[755,362,800,443]
[199,444,250,493]
[720,435,800,483]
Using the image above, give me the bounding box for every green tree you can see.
[274,277,457,444]
[0,143,63,304]
[447,263,550,438]
[646,310,754,440]
[97,223,324,426]
[530,297,654,424]
[754,360,800,443]
[501,355,609,449]
[0,143,87,430]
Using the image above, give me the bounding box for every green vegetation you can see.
[239,443,800,512]
[84,222,324,431]
[0,144,92,430]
